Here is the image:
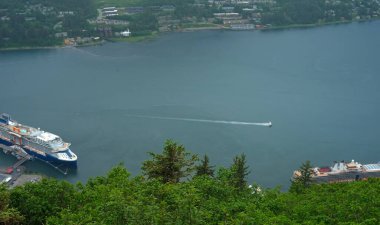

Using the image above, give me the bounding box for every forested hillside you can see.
[0,0,96,48]
[1,140,379,225]
[1,0,379,48]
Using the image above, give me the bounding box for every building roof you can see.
[318,167,331,173]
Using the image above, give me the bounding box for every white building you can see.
[120,29,131,37]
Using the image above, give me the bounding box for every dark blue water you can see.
[1,21,380,189]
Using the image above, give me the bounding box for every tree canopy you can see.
[1,166,379,225]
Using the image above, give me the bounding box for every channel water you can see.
[1,21,380,189]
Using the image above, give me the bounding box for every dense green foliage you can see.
[9,179,76,225]
[262,0,380,25]
[261,0,324,25]
[0,185,24,224]
[1,140,380,224]
[128,12,158,35]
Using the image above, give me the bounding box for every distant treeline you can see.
[1,140,379,224]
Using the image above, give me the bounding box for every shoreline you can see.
[1,19,378,51]
[179,26,225,32]
[0,45,64,52]
[0,40,105,52]
[261,20,354,31]
[262,18,380,31]
[107,31,159,42]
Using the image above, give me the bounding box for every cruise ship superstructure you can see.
[0,113,77,169]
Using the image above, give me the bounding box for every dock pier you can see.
[0,144,33,171]
[1,143,68,175]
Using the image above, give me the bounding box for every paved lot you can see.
[9,174,42,188]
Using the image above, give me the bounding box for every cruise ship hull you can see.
[312,171,380,183]
[0,138,77,169]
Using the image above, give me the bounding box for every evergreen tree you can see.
[195,154,214,177]
[230,153,250,190]
[141,139,198,183]
[290,160,314,193]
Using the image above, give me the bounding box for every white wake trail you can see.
[125,114,272,127]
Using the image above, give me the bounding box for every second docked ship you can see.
[293,159,380,183]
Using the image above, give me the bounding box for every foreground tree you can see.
[141,139,198,183]
[9,179,76,225]
[230,153,250,190]
[0,185,24,225]
[290,160,314,193]
[195,154,214,177]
